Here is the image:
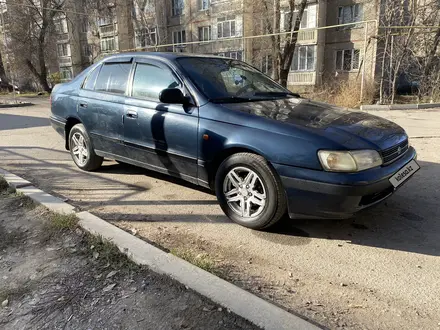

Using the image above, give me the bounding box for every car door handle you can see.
[126,110,138,119]
[79,102,88,108]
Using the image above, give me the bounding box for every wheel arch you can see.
[207,145,271,189]
[65,117,82,150]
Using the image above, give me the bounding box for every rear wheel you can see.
[69,124,103,171]
[215,153,286,230]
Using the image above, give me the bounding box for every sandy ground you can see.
[0,97,439,329]
[0,185,257,330]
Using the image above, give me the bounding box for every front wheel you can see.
[215,153,286,230]
[69,124,103,171]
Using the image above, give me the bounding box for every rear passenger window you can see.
[83,65,101,90]
[132,63,179,101]
[94,63,132,95]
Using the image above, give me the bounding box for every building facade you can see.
[51,0,382,88]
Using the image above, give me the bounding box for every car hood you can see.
[222,97,407,150]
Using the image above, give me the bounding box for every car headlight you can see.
[318,150,383,172]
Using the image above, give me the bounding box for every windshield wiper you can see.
[210,96,252,103]
[253,91,301,98]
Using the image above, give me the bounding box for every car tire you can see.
[68,124,103,171]
[215,152,286,230]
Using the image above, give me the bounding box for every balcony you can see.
[58,56,72,67]
[288,71,316,85]
[297,29,317,44]
[99,24,117,37]
[57,33,69,43]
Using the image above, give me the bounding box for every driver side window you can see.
[132,63,180,101]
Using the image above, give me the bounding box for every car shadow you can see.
[0,113,50,131]
[1,145,439,256]
[99,161,213,195]
[253,160,440,256]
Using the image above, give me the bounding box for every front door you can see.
[123,58,199,181]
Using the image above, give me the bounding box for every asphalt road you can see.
[1,97,439,329]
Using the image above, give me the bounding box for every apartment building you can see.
[51,0,380,89]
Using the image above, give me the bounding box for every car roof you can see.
[101,52,232,62]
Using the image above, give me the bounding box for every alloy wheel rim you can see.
[71,132,88,166]
[223,166,267,219]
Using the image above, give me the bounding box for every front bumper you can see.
[274,147,418,219]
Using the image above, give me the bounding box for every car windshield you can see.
[176,57,295,103]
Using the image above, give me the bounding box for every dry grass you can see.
[86,234,139,270]
[305,79,376,108]
[170,249,217,274]
[0,176,8,191]
[46,212,78,231]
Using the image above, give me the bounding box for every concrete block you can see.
[17,186,75,214]
[0,169,32,188]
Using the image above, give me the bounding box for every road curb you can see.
[0,102,33,108]
[0,168,321,330]
[360,102,440,110]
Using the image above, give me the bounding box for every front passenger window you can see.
[132,63,179,101]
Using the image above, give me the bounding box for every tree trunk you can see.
[277,0,307,87]
[25,59,51,92]
[0,50,8,83]
[37,43,51,92]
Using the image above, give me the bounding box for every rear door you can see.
[78,58,133,156]
[123,58,199,180]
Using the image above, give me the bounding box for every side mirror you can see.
[159,88,188,105]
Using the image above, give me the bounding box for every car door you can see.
[78,58,133,156]
[123,58,199,181]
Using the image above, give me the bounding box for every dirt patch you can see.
[0,192,258,330]
[114,219,438,330]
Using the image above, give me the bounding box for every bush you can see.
[305,79,376,108]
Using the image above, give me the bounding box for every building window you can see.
[198,26,211,42]
[101,36,116,52]
[291,45,316,71]
[136,0,154,14]
[60,67,72,80]
[173,30,186,44]
[80,19,89,33]
[338,4,363,27]
[172,0,184,16]
[199,0,209,10]
[262,54,272,75]
[98,8,116,26]
[135,28,157,48]
[217,15,236,38]
[336,49,360,71]
[54,18,68,34]
[216,51,242,60]
[283,9,308,31]
[57,43,70,57]
[82,44,90,57]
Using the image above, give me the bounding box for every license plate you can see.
[389,160,420,188]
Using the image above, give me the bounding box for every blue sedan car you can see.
[50,53,419,229]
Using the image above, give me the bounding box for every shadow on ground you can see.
[0,145,439,256]
[0,113,49,131]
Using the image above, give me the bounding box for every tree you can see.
[377,0,440,104]
[6,0,65,92]
[256,0,307,87]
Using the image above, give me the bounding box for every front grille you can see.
[380,139,409,165]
